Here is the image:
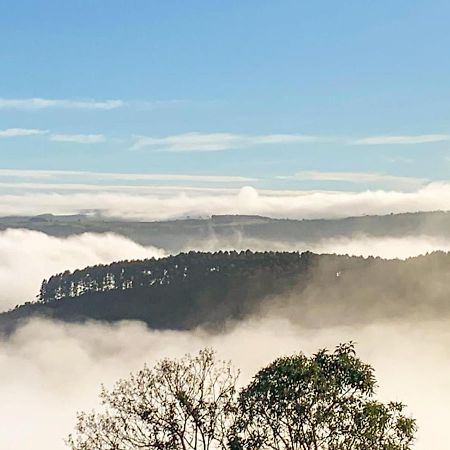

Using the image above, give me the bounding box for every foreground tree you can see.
[67,349,238,450]
[68,344,416,450]
[231,342,416,450]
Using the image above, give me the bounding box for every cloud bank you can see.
[1,226,450,450]
[2,227,450,312]
[0,183,449,220]
[187,234,450,260]
[0,317,447,450]
[0,230,165,310]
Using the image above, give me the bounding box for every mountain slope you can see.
[1,211,450,252]
[2,250,450,333]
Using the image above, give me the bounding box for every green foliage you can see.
[67,344,416,450]
[231,343,416,450]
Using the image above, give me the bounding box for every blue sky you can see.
[1,0,449,192]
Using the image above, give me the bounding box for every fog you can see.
[0,229,165,311]
[1,225,450,450]
[1,182,450,220]
[307,235,450,259]
[0,316,448,450]
[186,233,450,259]
[3,228,450,312]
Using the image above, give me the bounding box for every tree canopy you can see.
[231,343,416,450]
[4,250,450,335]
[67,349,238,450]
[68,344,416,450]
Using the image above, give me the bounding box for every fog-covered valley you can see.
[2,316,450,450]
[1,212,450,449]
[2,213,450,311]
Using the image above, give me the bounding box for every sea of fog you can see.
[1,317,448,450]
[0,226,449,449]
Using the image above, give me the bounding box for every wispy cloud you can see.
[0,97,186,112]
[49,134,106,144]
[2,125,450,150]
[0,168,257,184]
[278,170,428,188]
[132,131,450,151]
[0,182,241,193]
[353,134,450,145]
[0,97,124,110]
[0,128,48,137]
[131,132,323,152]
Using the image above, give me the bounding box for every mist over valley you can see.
[1,212,450,450]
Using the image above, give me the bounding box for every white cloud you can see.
[185,234,450,260]
[0,317,448,450]
[249,133,323,145]
[304,235,450,259]
[0,97,124,110]
[0,230,165,311]
[0,182,240,193]
[279,170,428,188]
[88,172,257,183]
[132,131,450,151]
[0,128,48,137]
[353,134,450,145]
[0,168,257,183]
[49,134,106,144]
[2,125,449,150]
[131,132,322,152]
[0,183,449,220]
[0,227,446,313]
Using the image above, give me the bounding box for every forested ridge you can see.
[38,251,317,303]
[2,250,450,333]
[2,211,450,252]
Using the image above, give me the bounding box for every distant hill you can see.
[1,211,450,252]
[2,250,450,333]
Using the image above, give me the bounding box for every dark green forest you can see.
[2,249,450,333]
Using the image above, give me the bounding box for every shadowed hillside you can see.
[2,250,450,333]
[1,211,450,252]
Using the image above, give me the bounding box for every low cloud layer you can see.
[308,235,450,259]
[0,317,447,450]
[0,230,165,311]
[1,227,450,450]
[2,229,450,312]
[187,234,450,260]
[4,226,450,313]
[1,183,450,220]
